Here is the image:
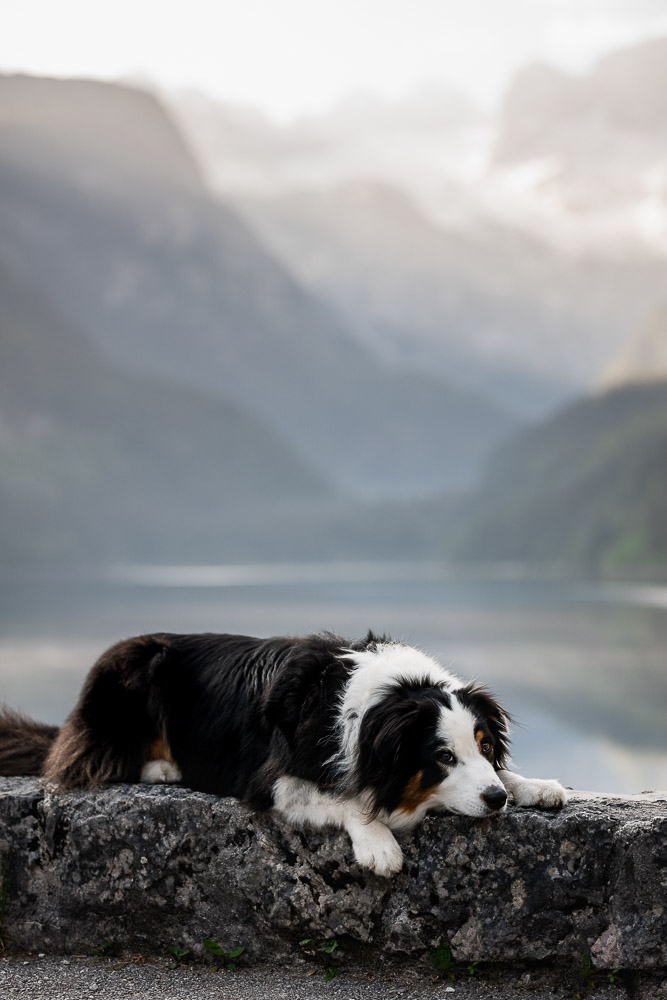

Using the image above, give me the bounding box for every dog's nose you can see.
[482,787,507,811]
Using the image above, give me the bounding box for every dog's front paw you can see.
[512,778,568,809]
[351,823,403,876]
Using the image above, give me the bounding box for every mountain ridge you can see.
[448,380,667,569]
[0,73,518,501]
[0,254,332,565]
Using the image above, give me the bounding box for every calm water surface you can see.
[1,563,666,795]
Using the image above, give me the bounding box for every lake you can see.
[1,562,666,794]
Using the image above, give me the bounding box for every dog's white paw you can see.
[140,759,182,784]
[512,778,568,809]
[351,823,403,876]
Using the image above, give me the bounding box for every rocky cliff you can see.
[0,779,664,969]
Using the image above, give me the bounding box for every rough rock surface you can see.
[0,779,665,969]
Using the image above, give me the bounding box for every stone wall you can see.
[0,778,665,969]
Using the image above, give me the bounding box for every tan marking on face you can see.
[148,734,174,763]
[397,770,440,814]
[475,729,494,763]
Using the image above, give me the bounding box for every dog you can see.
[0,630,567,875]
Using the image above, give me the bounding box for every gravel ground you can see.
[1,955,665,1000]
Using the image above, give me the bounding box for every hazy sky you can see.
[4,0,667,120]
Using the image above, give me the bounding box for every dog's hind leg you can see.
[272,775,403,876]
[43,636,173,789]
[498,769,568,808]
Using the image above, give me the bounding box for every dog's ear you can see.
[457,683,512,769]
[351,696,424,815]
[362,698,422,766]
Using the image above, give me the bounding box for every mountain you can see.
[169,40,667,406]
[449,382,667,569]
[0,74,517,501]
[238,179,667,415]
[0,73,202,194]
[239,180,570,415]
[0,256,333,565]
[496,37,667,165]
[493,37,667,233]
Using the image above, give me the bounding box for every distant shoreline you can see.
[3,560,667,598]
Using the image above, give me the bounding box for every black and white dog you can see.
[0,630,567,875]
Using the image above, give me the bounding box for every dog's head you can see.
[351,675,511,822]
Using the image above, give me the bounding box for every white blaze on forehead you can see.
[340,643,458,719]
[436,695,481,760]
[335,643,458,769]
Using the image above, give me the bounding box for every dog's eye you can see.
[438,750,455,765]
[481,741,492,755]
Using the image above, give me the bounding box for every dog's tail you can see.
[0,706,60,776]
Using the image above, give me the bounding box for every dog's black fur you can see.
[0,631,371,792]
[0,630,509,813]
[0,629,574,876]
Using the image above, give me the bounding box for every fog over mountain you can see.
[238,180,666,416]
[169,36,667,254]
[494,37,667,228]
[169,37,667,417]
[3,31,667,570]
[0,74,517,525]
[168,84,486,205]
[600,303,667,391]
[0,255,331,565]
